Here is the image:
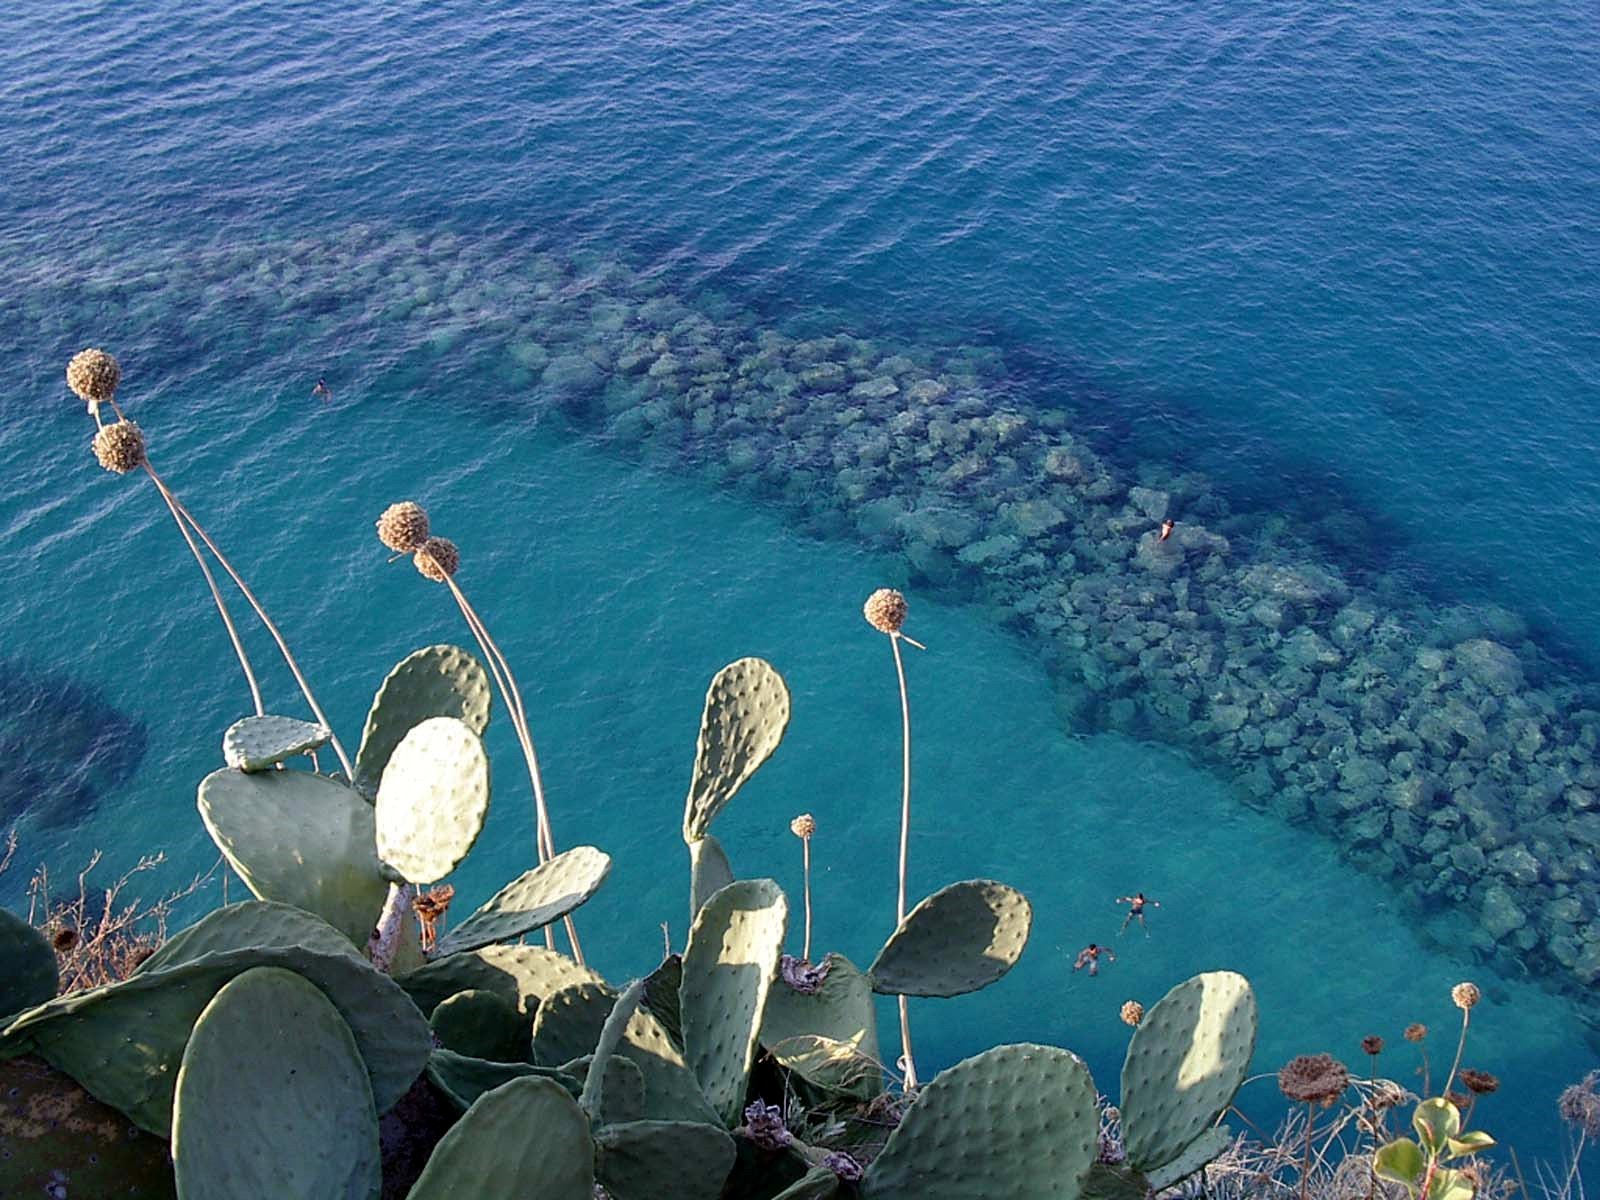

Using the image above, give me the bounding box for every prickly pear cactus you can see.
[354,644,491,797]
[533,981,617,1066]
[1119,971,1256,1173]
[406,1076,594,1200]
[689,832,734,922]
[761,953,881,1098]
[640,953,684,1047]
[868,879,1031,997]
[580,979,643,1123]
[682,658,791,843]
[862,1044,1099,1200]
[197,767,388,945]
[1146,1124,1234,1190]
[429,989,528,1063]
[680,878,787,1125]
[0,907,57,1018]
[430,845,612,958]
[772,1167,846,1200]
[221,714,330,771]
[375,716,490,884]
[396,943,606,1022]
[137,900,364,974]
[424,1048,579,1112]
[618,1000,722,1125]
[172,967,380,1200]
[594,1119,738,1200]
[561,1053,645,1126]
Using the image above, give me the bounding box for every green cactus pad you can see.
[429,989,529,1063]
[640,953,684,1047]
[396,943,606,1021]
[406,1076,594,1200]
[772,1167,846,1200]
[172,967,380,1200]
[619,1002,722,1125]
[682,658,791,843]
[1146,1124,1233,1191]
[424,1048,579,1112]
[1120,971,1256,1173]
[595,1119,738,1200]
[197,767,388,945]
[690,833,734,922]
[374,716,491,884]
[561,1053,645,1126]
[863,1044,1099,1200]
[137,901,365,974]
[1080,1163,1150,1200]
[430,845,612,958]
[354,644,491,798]
[0,1054,176,1199]
[580,979,642,1123]
[2,945,430,1135]
[761,954,881,1098]
[680,878,788,1125]
[867,879,1031,998]
[221,714,330,771]
[532,981,616,1066]
[0,907,57,1018]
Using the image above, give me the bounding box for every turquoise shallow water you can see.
[3,0,1599,1171]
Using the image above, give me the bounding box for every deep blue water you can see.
[3,0,1598,1172]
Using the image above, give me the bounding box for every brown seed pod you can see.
[66,348,122,404]
[376,501,431,553]
[92,420,147,474]
[52,927,80,953]
[1362,1035,1384,1056]
[790,813,816,839]
[863,587,908,634]
[1119,1000,1144,1027]
[1278,1053,1350,1107]
[1403,1023,1427,1042]
[1451,981,1481,1011]
[414,536,460,582]
[1459,1068,1499,1095]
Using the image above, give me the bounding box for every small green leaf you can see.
[1446,1130,1495,1157]
[1373,1139,1425,1190]
[1429,1167,1476,1200]
[1413,1098,1461,1155]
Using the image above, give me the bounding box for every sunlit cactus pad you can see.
[1120,971,1256,1172]
[595,1119,739,1200]
[0,907,57,1017]
[354,644,492,797]
[431,845,612,958]
[689,832,734,919]
[406,1076,594,1200]
[172,967,380,1200]
[136,901,365,976]
[374,715,490,884]
[761,953,881,1097]
[682,657,791,843]
[220,714,330,772]
[396,943,607,1022]
[868,879,1032,997]
[863,1044,1098,1200]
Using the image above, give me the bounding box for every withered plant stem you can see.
[890,629,917,1091]
[1443,1010,1470,1098]
[801,836,813,963]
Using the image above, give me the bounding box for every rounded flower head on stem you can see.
[52,927,79,953]
[67,348,121,406]
[92,421,146,473]
[1362,1035,1384,1056]
[790,813,816,839]
[376,501,431,553]
[1451,981,1481,1011]
[1558,1070,1600,1136]
[863,587,908,635]
[414,536,459,582]
[1404,1023,1427,1042]
[1459,1068,1498,1095]
[1120,1000,1144,1027]
[1278,1053,1350,1108]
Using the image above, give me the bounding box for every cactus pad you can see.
[429,989,528,1063]
[772,1168,847,1200]
[2,944,430,1135]
[197,767,388,945]
[137,901,364,974]
[1080,1163,1150,1200]
[862,1044,1098,1200]
[1146,1124,1234,1190]
[406,1076,594,1200]
[761,953,881,1098]
[682,658,791,843]
[690,833,735,922]
[533,981,617,1066]
[680,877,788,1125]
[396,943,606,1021]
[354,644,491,797]
[1120,971,1256,1173]
[430,845,612,958]
[221,714,330,771]
[595,1119,738,1200]
[0,907,56,1017]
[374,716,490,884]
[580,979,643,1122]
[172,967,380,1200]
[868,879,1031,997]
[561,1053,645,1126]
[640,953,684,1047]
[619,1001,722,1125]
[424,1048,579,1111]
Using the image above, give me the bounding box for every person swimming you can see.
[1073,942,1114,976]
[1117,891,1160,935]
[1158,518,1175,542]
[312,377,331,401]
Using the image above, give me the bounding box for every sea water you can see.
[2,0,1597,1169]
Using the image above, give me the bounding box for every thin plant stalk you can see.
[143,464,264,716]
[890,630,916,1091]
[801,834,813,963]
[1442,1010,1470,1098]
[146,466,353,778]
[1559,1133,1586,1200]
[1299,1102,1315,1200]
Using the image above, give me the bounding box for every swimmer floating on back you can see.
[1073,942,1114,976]
[1117,891,1160,935]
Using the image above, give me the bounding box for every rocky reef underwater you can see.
[14,224,1600,1030]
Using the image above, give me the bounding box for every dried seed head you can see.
[67,348,121,404]
[1451,981,1481,1011]
[1404,1023,1427,1042]
[741,1100,791,1151]
[414,537,459,582]
[1120,1000,1144,1027]
[1445,1090,1472,1111]
[863,587,908,634]
[1278,1053,1350,1107]
[1558,1070,1600,1136]
[376,501,431,553]
[823,1153,863,1184]
[1362,1035,1384,1056]
[52,927,79,952]
[790,813,816,839]
[92,421,147,473]
[1370,1081,1406,1111]
[1460,1068,1499,1095]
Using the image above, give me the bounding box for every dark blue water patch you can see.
[0,658,147,833]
